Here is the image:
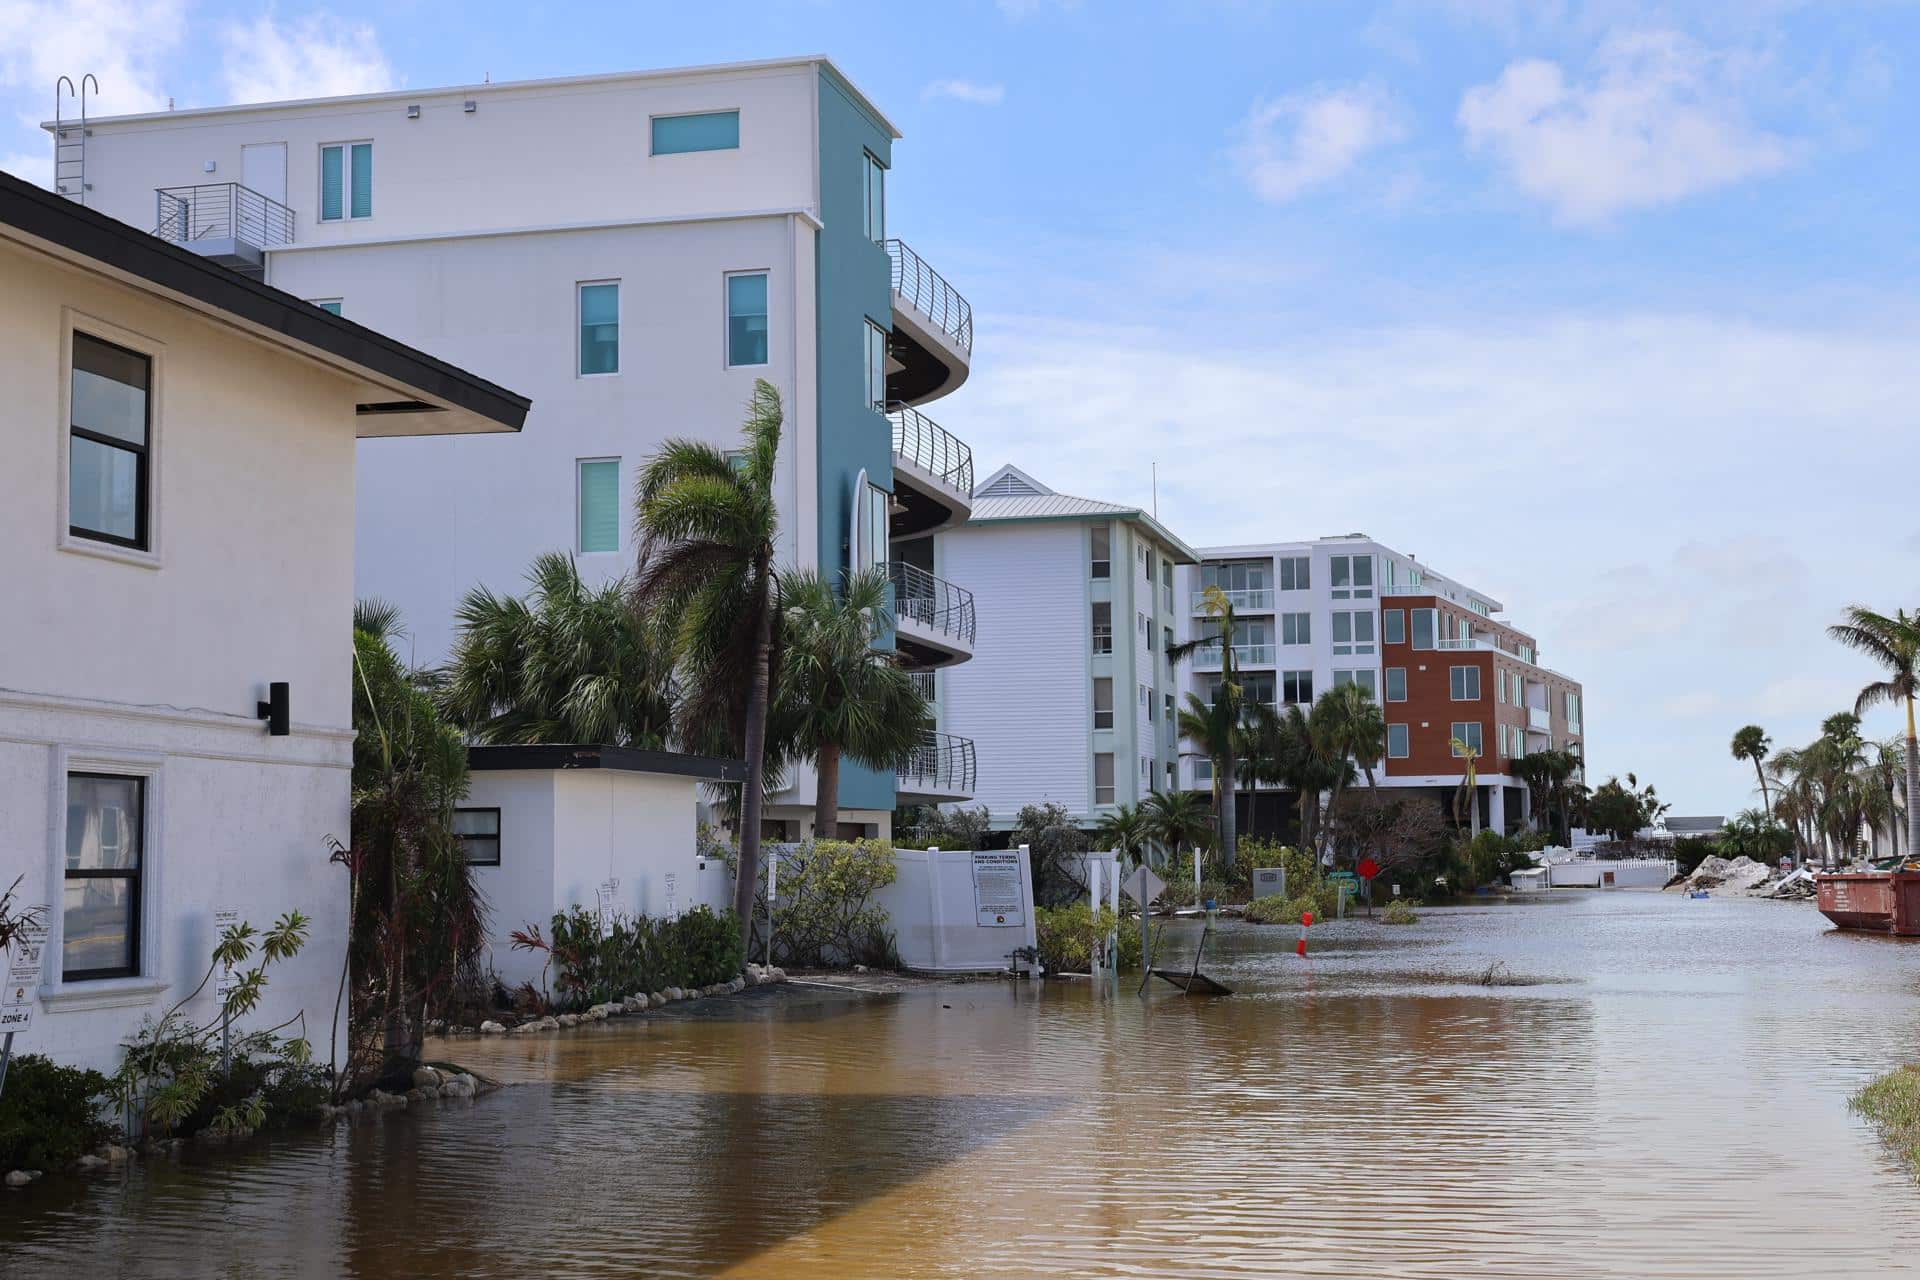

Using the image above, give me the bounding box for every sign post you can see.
[214,908,240,1076]
[1356,857,1381,919]
[0,913,48,1097]
[1121,864,1167,994]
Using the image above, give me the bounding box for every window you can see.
[1141,757,1153,786]
[1331,610,1375,656]
[1162,561,1173,612]
[453,808,501,866]
[1334,669,1378,699]
[1202,560,1271,598]
[1136,544,1148,577]
[1092,603,1113,655]
[726,272,769,367]
[68,332,152,550]
[1330,553,1373,599]
[1385,667,1407,702]
[1383,609,1405,645]
[1139,683,1151,709]
[1163,626,1174,656]
[1451,722,1483,757]
[853,480,889,573]
[577,458,620,553]
[310,299,343,316]
[1093,678,1114,730]
[1240,672,1276,705]
[651,110,740,155]
[1450,666,1481,701]
[319,142,372,221]
[1278,555,1310,591]
[1282,669,1313,704]
[863,151,886,242]
[1280,612,1311,645]
[1567,691,1583,731]
[63,774,143,980]
[865,320,889,411]
[578,282,620,375]
[1094,753,1115,805]
[1165,693,1175,725]
[1090,523,1111,579]
[1137,611,1148,641]
[1411,608,1436,651]
[1387,724,1409,759]
[1497,671,1508,704]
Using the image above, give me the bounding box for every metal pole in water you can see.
[0,1031,12,1098]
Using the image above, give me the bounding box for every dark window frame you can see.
[68,331,152,551]
[62,771,144,982]
[454,806,502,866]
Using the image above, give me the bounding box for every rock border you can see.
[446,965,787,1040]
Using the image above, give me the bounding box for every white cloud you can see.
[2,149,49,186]
[1458,30,1794,225]
[923,79,1005,107]
[0,0,183,114]
[219,13,394,106]
[1234,84,1406,204]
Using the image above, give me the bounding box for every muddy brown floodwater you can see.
[8,892,1920,1278]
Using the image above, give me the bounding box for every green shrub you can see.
[0,1054,111,1170]
[757,839,898,969]
[515,903,746,1009]
[1382,898,1420,926]
[1242,895,1294,924]
[667,905,747,987]
[1036,903,1140,973]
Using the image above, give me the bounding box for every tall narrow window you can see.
[577,459,620,553]
[862,481,889,572]
[1411,608,1436,651]
[1090,523,1111,579]
[69,332,151,550]
[651,111,740,155]
[1383,608,1405,645]
[865,320,889,410]
[1094,753,1115,806]
[726,272,769,367]
[1387,724,1409,759]
[1385,667,1407,702]
[864,151,886,243]
[319,142,372,221]
[579,282,620,375]
[63,774,143,981]
[1092,603,1113,656]
[1093,677,1114,730]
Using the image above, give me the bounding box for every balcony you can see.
[1381,583,1434,597]
[1528,707,1552,732]
[154,183,293,278]
[888,404,973,536]
[1191,588,1275,614]
[889,562,975,669]
[1192,642,1276,670]
[885,239,972,405]
[897,731,976,803]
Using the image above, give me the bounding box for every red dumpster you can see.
[1817,871,1920,936]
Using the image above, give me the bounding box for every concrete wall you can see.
[0,238,357,1071]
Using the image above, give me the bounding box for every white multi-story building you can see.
[62,56,980,839]
[937,466,1197,828]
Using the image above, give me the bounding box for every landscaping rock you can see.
[74,1154,108,1172]
[557,1013,579,1028]
[5,1170,37,1188]
[650,991,667,1006]
[479,1020,506,1035]
[413,1066,443,1090]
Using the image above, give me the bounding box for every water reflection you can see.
[7,894,1920,1278]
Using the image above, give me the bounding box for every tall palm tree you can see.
[1093,803,1151,868]
[1168,587,1245,872]
[775,565,930,837]
[1828,606,1920,859]
[1449,734,1484,836]
[1262,701,1346,861]
[1730,725,1772,819]
[1142,788,1211,868]
[442,552,673,747]
[632,379,784,955]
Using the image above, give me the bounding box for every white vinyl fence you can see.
[875,845,1039,972]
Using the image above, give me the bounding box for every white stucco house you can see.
[0,169,528,1071]
[462,744,744,993]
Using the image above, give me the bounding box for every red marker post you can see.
[1296,910,1313,957]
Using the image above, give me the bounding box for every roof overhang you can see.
[0,171,529,438]
[468,743,747,783]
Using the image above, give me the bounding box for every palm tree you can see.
[1449,734,1484,836]
[442,552,673,747]
[632,379,784,955]
[1730,725,1772,819]
[1142,788,1211,868]
[1260,702,1346,861]
[1093,803,1151,868]
[1168,587,1245,872]
[1828,606,1920,859]
[775,565,930,837]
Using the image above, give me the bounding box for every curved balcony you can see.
[888,403,973,537]
[889,561,975,669]
[897,731,976,804]
[885,239,972,405]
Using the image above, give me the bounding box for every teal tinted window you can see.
[578,459,620,553]
[350,143,373,218]
[313,300,342,316]
[727,273,768,366]
[651,111,740,155]
[864,152,885,242]
[579,283,619,375]
[865,320,888,410]
[320,145,343,221]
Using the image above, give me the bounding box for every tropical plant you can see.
[732,838,900,969]
[1169,586,1246,872]
[339,602,486,1091]
[1012,801,1092,906]
[1142,788,1211,868]
[1034,903,1140,974]
[511,904,747,1008]
[1310,683,1387,856]
[1511,748,1583,841]
[1719,808,1795,864]
[775,566,930,837]
[1730,725,1773,819]
[1246,701,1348,862]
[632,379,785,956]
[1093,803,1151,867]
[1585,773,1669,844]
[441,551,673,747]
[1828,606,1920,859]
[1448,734,1484,835]
[897,803,992,851]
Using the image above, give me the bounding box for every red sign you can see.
[1357,858,1380,881]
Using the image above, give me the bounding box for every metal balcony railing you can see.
[155,183,295,249]
[888,403,974,498]
[910,669,936,703]
[1192,642,1276,670]
[888,562,976,647]
[1191,588,1274,613]
[1528,707,1552,731]
[898,731,976,795]
[885,238,973,355]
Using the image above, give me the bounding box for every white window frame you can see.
[576,456,621,555]
[41,748,169,1011]
[58,310,166,570]
[1090,523,1111,579]
[1092,603,1113,656]
[1335,669,1379,699]
[1282,669,1313,705]
[1281,612,1311,646]
[1451,722,1483,757]
[1450,665,1481,701]
[1093,677,1114,730]
[723,270,771,369]
[1387,723,1410,759]
[1385,667,1407,702]
[576,279,621,379]
[1279,555,1309,591]
[318,140,373,223]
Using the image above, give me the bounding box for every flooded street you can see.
[9,892,1920,1278]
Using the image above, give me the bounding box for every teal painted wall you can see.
[816,67,897,816]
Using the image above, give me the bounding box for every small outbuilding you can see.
[462,744,745,992]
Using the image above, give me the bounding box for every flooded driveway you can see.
[8,892,1920,1277]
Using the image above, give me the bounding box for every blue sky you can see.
[6,0,1919,817]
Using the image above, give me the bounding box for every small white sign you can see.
[214,907,242,995]
[972,851,1026,928]
[3,915,49,1032]
[663,872,679,921]
[597,879,619,936]
[0,1004,31,1033]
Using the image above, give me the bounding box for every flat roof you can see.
[468,744,746,783]
[47,55,901,140]
[0,170,529,437]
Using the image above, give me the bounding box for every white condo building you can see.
[60,56,981,838]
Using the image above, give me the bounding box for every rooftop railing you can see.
[888,403,974,498]
[888,561,976,647]
[885,238,973,355]
[154,183,294,249]
[898,731,976,796]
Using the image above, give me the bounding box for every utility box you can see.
[1252,867,1286,899]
